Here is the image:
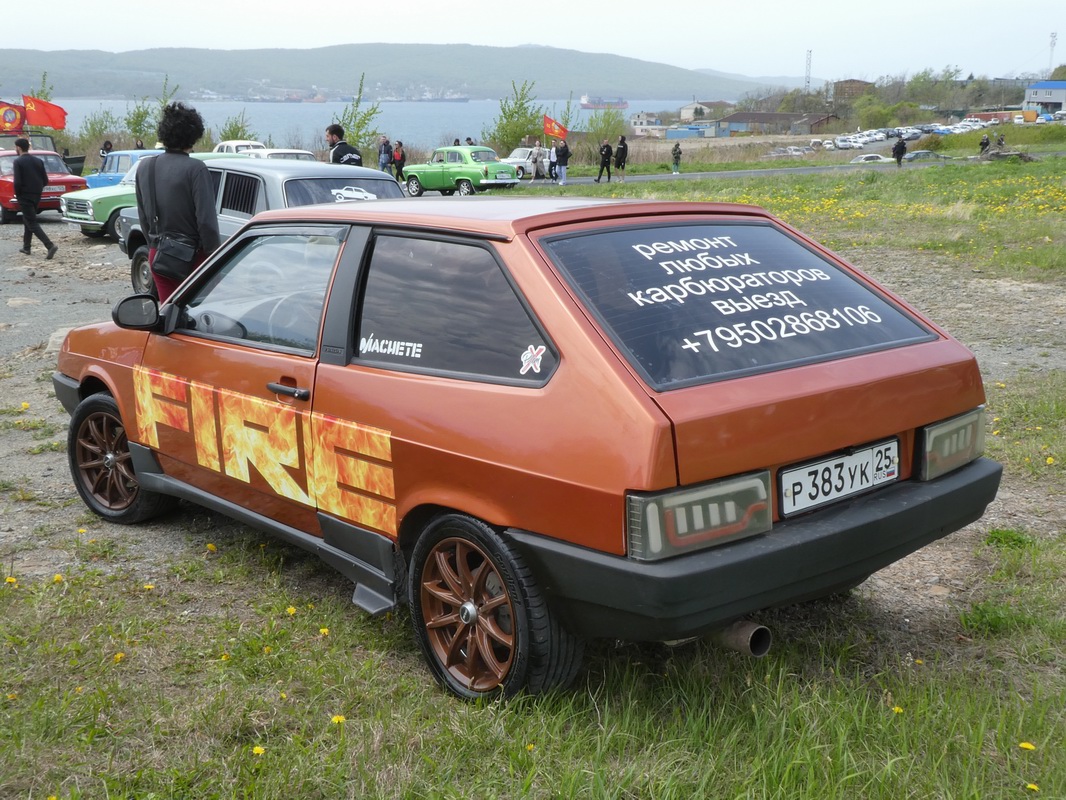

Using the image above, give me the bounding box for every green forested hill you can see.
[0,44,786,101]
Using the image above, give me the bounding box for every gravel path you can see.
[1,219,1062,651]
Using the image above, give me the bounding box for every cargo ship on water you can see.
[580,94,629,110]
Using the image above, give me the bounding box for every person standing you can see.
[393,140,406,181]
[136,102,221,302]
[100,140,113,161]
[378,136,394,174]
[615,135,628,183]
[528,140,543,182]
[892,136,907,167]
[555,139,571,185]
[12,138,58,259]
[594,139,613,183]
[548,141,558,182]
[325,124,363,166]
[671,142,682,174]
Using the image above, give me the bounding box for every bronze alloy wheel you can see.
[68,394,174,524]
[418,535,517,693]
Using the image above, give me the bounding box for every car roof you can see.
[0,149,61,157]
[201,157,392,179]
[252,197,773,240]
[105,149,160,157]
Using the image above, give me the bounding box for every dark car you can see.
[903,150,952,162]
[55,197,1000,700]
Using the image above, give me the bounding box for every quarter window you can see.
[357,236,555,382]
[219,172,263,218]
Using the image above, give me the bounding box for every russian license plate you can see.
[496,172,509,179]
[780,440,899,516]
[45,185,64,192]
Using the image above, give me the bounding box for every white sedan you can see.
[850,154,895,164]
[501,147,550,179]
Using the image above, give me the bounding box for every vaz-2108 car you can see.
[54,198,1001,699]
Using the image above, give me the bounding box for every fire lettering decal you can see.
[310,414,396,536]
[132,366,397,535]
[134,367,191,446]
[218,388,312,506]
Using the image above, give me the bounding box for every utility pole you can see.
[1051,32,1058,78]
[805,50,812,94]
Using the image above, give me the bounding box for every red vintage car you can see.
[0,148,88,224]
[53,198,1001,699]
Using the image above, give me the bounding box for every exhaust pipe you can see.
[713,620,772,658]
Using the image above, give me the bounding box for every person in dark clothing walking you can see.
[892,137,907,167]
[615,135,628,182]
[136,102,221,302]
[393,140,406,181]
[594,139,613,182]
[325,124,363,166]
[12,138,58,259]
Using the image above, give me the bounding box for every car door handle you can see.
[267,382,310,401]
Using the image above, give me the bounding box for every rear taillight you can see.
[627,472,772,561]
[919,407,986,480]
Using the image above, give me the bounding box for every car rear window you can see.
[542,221,935,390]
[285,178,404,206]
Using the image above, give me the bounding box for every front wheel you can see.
[456,180,475,196]
[68,393,176,524]
[130,245,156,297]
[80,228,106,239]
[408,514,583,700]
[515,166,526,179]
[406,176,424,197]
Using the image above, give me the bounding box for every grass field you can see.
[2,157,1064,799]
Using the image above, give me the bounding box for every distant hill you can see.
[695,68,821,92]
[0,44,794,103]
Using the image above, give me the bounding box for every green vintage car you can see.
[60,152,239,239]
[403,146,519,197]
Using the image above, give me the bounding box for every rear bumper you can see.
[506,457,1002,641]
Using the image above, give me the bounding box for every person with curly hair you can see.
[135,102,220,301]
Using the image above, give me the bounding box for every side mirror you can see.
[112,294,161,330]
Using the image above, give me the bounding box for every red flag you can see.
[22,95,67,129]
[0,102,26,132]
[543,115,568,139]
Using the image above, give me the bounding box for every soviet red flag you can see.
[543,115,568,139]
[0,102,26,132]
[23,95,67,129]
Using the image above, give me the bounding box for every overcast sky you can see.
[30,0,1064,81]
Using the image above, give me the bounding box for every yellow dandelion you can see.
[320,627,330,636]
[1026,784,1039,792]
[1047,457,1055,466]
[5,576,16,585]
[1019,742,1037,750]
[892,706,904,714]
[21,402,30,410]
[526,743,535,752]
[286,606,297,616]
[75,686,83,694]
[914,659,924,665]
[280,692,287,700]
[331,714,346,724]
[53,574,64,584]
[6,693,17,700]
[263,646,273,655]
[220,653,230,661]
[77,528,86,534]
[996,382,1006,388]
[253,746,266,756]
[143,584,155,591]
[113,652,125,663]
[206,543,217,552]
[992,430,1000,436]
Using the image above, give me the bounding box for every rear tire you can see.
[409,514,583,700]
[457,180,475,196]
[130,245,156,297]
[406,176,424,197]
[0,206,16,224]
[68,393,176,524]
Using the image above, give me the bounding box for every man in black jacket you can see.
[135,102,221,301]
[326,124,363,166]
[594,139,613,183]
[12,139,58,259]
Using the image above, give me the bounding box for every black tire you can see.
[408,514,583,700]
[406,176,424,197]
[515,166,526,179]
[104,211,121,241]
[0,205,16,224]
[456,180,475,197]
[80,228,106,239]
[68,393,176,524]
[130,245,156,297]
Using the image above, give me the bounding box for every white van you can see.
[1013,115,1025,125]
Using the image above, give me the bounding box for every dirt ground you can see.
[1,216,1064,653]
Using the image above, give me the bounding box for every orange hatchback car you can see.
[54,198,1001,699]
